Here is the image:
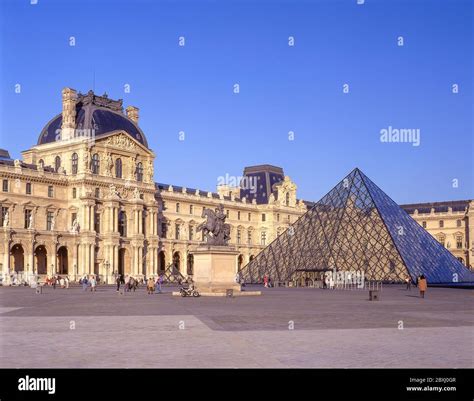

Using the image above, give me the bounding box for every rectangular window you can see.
[237,211,241,220]
[422,221,426,228]
[189,205,194,215]
[457,220,462,228]
[26,182,32,195]
[176,203,180,213]
[0,207,8,226]
[439,220,444,228]
[46,211,53,231]
[189,226,194,241]
[262,214,266,222]
[248,213,251,221]
[175,224,180,240]
[277,213,280,222]
[248,231,252,245]
[2,180,8,192]
[237,230,241,244]
[48,185,54,198]
[95,213,100,233]
[162,201,166,211]
[71,213,77,228]
[226,209,230,218]
[72,188,77,198]
[456,237,463,249]
[261,232,267,246]
[161,223,167,238]
[24,209,32,229]
[95,187,100,198]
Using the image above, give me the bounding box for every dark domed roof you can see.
[38,90,148,148]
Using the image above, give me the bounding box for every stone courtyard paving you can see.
[0,284,472,368]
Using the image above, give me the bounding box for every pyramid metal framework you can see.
[241,168,474,285]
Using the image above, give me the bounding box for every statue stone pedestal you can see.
[191,245,241,294]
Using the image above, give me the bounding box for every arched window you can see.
[91,153,100,174]
[118,211,127,237]
[115,158,122,178]
[71,153,78,174]
[437,234,446,247]
[38,159,44,168]
[187,254,194,275]
[54,156,61,172]
[136,162,143,182]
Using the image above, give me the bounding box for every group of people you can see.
[263,274,273,288]
[79,275,98,291]
[406,275,428,298]
[115,273,164,294]
[45,275,70,289]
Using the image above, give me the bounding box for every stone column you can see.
[72,243,78,281]
[2,233,10,284]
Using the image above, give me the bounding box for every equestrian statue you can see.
[196,204,231,246]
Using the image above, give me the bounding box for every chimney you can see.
[126,106,139,124]
[61,87,77,140]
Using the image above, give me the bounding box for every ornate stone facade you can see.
[0,88,472,284]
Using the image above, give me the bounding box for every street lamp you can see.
[104,261,110,285]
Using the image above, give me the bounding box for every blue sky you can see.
[0,0,472,204]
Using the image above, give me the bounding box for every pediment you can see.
[96,131,154,156]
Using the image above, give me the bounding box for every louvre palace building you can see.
[0,88,473,284]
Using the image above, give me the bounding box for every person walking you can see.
[405,277,411,291]
[155,274,163,294]
[116,274,121,292]
[52,276,57,290]
[64,276,69,289]
[90,275,97,292]
[147,277,154,295]
[81,276,88,291]
[418,274,427,298]
[263,274,268,288]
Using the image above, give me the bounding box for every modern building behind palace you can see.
[0,88,473,282]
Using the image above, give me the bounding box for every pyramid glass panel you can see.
[241,169,474,285]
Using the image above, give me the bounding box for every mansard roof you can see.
[37,90,148,148]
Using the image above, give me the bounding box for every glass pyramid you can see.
[241,168,474,285]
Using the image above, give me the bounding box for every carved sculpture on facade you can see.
[132,187,141,200]
[103,153,113,176]
[197,204,231,246]
[108,184,120,200]
[106,133,137,151]
[145,160,154,183]
[28,213,34,229]
[71,218,79,233]
[83,150,90,172]
[128,156,136,180]
[3,210,9,228]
